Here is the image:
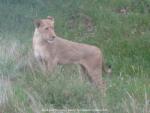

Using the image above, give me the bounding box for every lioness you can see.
[33,16,111,90]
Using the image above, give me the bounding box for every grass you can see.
[0,0,150,113]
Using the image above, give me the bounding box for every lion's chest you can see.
[33,37,48,61]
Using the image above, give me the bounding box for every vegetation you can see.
[0,0,149,113]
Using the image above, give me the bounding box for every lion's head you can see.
[34,16,56,41]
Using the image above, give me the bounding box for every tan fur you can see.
[33,16,108,91]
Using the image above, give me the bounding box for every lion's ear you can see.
[33,19,41,28]
[47,16,54,23]
[47,16,54,21]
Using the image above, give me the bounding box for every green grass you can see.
[0,0,150,113]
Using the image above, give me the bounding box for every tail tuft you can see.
[107,65,112,75]
[108,65,111,69]
[102,59,112,75]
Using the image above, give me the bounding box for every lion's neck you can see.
[33,28,43,42]
[33,28,41,38]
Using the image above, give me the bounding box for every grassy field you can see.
[0,0,150,113]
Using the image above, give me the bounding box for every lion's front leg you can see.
[46,58,58,74]
[36,57,49,75]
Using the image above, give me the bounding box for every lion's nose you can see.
[52,36,55,39]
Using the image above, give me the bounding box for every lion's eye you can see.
[45,27,49,30]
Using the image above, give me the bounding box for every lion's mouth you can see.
[47,36,55,43]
